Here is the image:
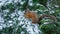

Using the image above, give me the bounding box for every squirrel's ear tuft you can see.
[25,7,30,12]
[25,8,31,14]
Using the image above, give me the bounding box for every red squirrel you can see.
[24,9,58,25]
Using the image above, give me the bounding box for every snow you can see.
[0,0,7,7]
[0,26,3,29]
[21,31,25,34]
[3,9,9,12]
[20,1,25,5]
[28,0,34,6]
[0,16,4,23]
[0,0,42,34]
[17,11,42,34]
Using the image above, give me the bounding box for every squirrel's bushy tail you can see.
[39,14,59,26]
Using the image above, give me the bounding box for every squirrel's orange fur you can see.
[25,9,57,24]
[25,11,39,23]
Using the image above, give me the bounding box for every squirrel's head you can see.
[24,8,31,18]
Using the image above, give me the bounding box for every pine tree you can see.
[0,0,60,34]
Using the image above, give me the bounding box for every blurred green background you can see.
[0,0,60,34]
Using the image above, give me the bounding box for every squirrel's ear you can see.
[24,8,30,14]
[25,7,30,12]
[25,8,31,14]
